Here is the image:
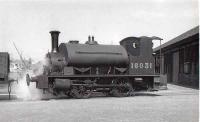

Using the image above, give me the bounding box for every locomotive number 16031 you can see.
[130,62,152,69]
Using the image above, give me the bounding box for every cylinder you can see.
[50,31,60,53]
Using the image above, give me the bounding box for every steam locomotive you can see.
[26,31,161,98]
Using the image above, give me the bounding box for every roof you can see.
[154,26,199,52]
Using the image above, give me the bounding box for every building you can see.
[154,26,199,88]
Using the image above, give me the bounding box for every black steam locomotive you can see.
[26,31,161,98]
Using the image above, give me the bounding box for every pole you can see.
[160,40,162,75]
[12,42,28,70]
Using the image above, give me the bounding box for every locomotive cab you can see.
[120,37,156,89]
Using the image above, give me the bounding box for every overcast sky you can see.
[0,0,198,61]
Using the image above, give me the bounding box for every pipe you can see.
[88,36,91,43]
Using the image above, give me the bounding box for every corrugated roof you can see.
[154,26,199,52]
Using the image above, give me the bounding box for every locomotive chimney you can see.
[50,31,60,53]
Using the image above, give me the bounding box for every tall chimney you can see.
[50,31,60,53]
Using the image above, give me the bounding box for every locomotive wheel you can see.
[110,88,125,97]
[70,86,92,99]
[111,81,134,97]
[111,86,130,97]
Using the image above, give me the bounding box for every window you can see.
[125,40,140,56]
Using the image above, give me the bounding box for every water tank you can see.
[59,43,129,66]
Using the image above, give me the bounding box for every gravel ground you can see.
[0,84,199,122]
